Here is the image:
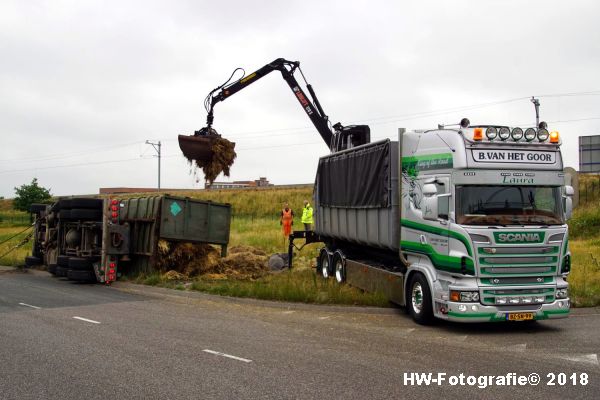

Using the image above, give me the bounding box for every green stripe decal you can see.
[401,241,475,275]
[401,219,472,256]
[447,311,497,319]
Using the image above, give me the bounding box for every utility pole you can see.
[145,140,161,191]
[531,96,540,127]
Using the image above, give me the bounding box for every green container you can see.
[119,195,231,275]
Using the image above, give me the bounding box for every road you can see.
[1,269,599,399]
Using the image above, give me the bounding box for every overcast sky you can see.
[1,0,599,197]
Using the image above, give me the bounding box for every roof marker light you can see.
[511,127,523,141]
[550,131,560,143]
[485,127,497,140]
[473,128,483,141]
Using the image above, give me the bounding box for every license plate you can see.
[506,312,535,321]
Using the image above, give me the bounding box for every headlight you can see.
[486,127,498,140]
[534,296,545,303]
[496,297,507,305]
[499,127,510,140]
[450,290,480,302]
[509,298,520,304]
[556,288,568,299]
[524,128,536,141]
[521,297,533,304]
[537,128,549,141]
[511,127,523,141]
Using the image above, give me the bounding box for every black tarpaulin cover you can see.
[317,140,390,208]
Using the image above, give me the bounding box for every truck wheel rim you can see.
[335,261,343,282]
[322,259,329,278]
[412,283,423,314]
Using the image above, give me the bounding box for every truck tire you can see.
[58,210,72,220]
[333,250,346,283]
[29,204,47,213]
[48,264,58,275]
[69,198,103,209]
[67,269,97,282]
[67,257,93,271]
[407,273,434,325]
[69,209,102,220]
[25,256,42,267]
[52,199,72,212]
[318,249,332,279]
[57,255,70,267]
[55,266,69,277]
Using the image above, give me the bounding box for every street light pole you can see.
[145,140,161,191]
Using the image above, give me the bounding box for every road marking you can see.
[559,353,599,366]
[18,303,41,310]
[318,316,331,320]
[282,310,295,314]
[203,349,252,363]
[73,316,101,324]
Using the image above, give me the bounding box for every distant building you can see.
[579,135,600,173]
[206,177,272,190]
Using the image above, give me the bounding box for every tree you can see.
[13,178,52,212]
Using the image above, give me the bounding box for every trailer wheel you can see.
[29,204,48,214]
[48,264,58,275]
[67,269,97,283]
[58,210,72,220]
[69,198,103,209]
[25,256,42,267]
[67,257,93,271]
[57,255,70,267]
[319,249,332,279]
[69,209,102,220]
[55,266,69,277]
[333,251,346,283]
[407,273,433,325]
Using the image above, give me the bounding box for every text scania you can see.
[497,233,541,243]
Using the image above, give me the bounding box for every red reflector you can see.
[111,212,118,218]
[111,205,118,211]
[110,262,116,267]
[111,199,118,205]
[109,269,115,274]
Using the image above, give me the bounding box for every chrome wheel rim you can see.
[322,258,329,278]
[335,260,343,283]
[411,283,423,314]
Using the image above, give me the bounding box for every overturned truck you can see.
[28,195,231,283]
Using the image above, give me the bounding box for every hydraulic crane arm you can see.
[203,58,333,148]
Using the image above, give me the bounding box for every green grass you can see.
[0,226,34,266]
[568,238,600,307]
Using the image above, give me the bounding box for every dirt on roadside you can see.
[157,240,268,280]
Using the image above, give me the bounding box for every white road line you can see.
[18,303,41,310]
[318,316,331,320]
[560,353,599,366]
[281,310,295,314]
[73,316,101,324]
[203,349,253,363]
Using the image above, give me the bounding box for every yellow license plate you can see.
[506,312,535,321]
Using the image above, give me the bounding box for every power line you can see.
[0,141,142,163]
[0,156,155,175]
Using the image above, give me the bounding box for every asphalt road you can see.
[1,269,599,400]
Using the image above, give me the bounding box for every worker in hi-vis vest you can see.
[280,202,294,237]
[301,200,313,231]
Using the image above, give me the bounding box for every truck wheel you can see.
[29,204,48,213]
[67,257,93,271]
[67,269,97,283]
[48,264,58,275]
[69,198,103,209]
[57,255,70,267]
[69,209,102,220]
[25,256,42,267]
[319,249,332,279]
[333,251,346,283]
[58,210,72,220]
[55,266,68,277]
[407,273,434,325]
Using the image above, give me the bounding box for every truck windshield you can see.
[456,185,564,225]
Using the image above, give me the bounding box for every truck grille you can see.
[477,245,560,277]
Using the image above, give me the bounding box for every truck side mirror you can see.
[422,184,438,221]
[564,185,574,220]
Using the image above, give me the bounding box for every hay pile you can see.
[189,136,237,184]
[156,240,268,280]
